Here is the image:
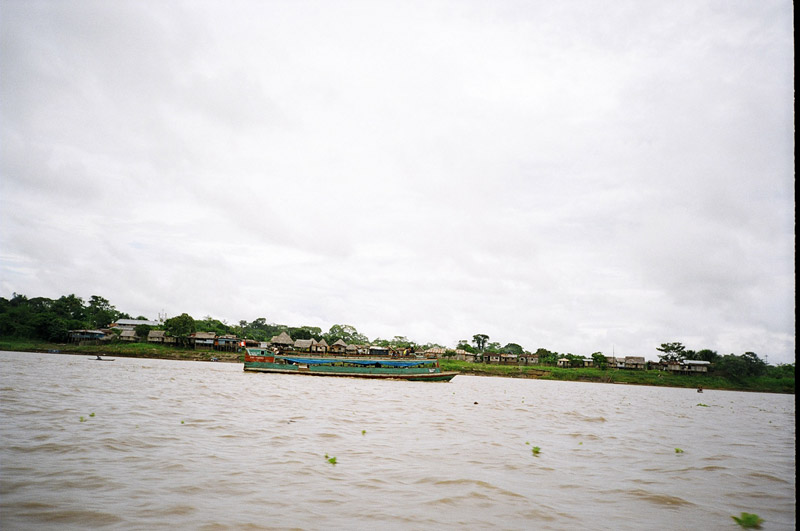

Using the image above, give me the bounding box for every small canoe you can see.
[89,358,115,361]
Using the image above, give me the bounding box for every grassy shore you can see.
[1,339,793,393]
[438,360,794,394]
[0,338,242,363]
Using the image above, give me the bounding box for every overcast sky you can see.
[1,1,795,363]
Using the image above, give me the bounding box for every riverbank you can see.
[0,339,793,393]
[0,339,241,363]
[438,359,794,394]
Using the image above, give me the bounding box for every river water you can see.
[0,351,795,530]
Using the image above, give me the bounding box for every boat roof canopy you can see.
[278,356,433,368]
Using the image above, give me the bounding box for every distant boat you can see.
[243,348,457,381]
[89,357,115,361]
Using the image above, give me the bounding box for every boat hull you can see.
[244,363,458,381]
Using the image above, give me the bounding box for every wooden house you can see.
[294,339,316,352]
[623,356,646,370]
[425,347,446,358]
[331,339,348,354]
[667,360,710,374]
[500,354,518,365]
[190,331,216,349]
[68,329,107,344]
[368,345,389,356]
[313,339,329,353]
[215,334,241,352]
[110,319,159,331]
[270,331,294,349]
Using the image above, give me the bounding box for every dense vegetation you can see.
[1,292,794,392]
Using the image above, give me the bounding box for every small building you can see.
[190,331,216,349]
[557,358,570,368]
[331,339,348,354]
[667,360,710,374]
[314,339,329,353]
[369,345,389,357]
[270,331,294,349]
[519,355,539,365]
[623,356,646,370]
[110,319,159,331]
[294,338,316,352]
[425,347,446,358]
[147,330,176,344]
[582,358,594,367]
[459,350,479,363]
[119,330,137,342]
[486,353,501,364]
[215,334,241,352]
[500,354,518,365]
[148,330,166,343]
[68,329,107,343]
[351,344,370,355]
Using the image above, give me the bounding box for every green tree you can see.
[86,295,119,328]
[134,324,154,341]
[502,343,525,355]
[324,324,368,345]
[693,349,719,363]
[241,318,284,341]
[592,351,608,369]
[289,326,323,341]
[197,316,233,336]
[164,313,196,346]
[714,354,748,379]
[456,340,475,353]
[534,348,558,365]
[656,342,687,362]
[740,352,767,376]
[484,341,502,353]
[472,334,489,351]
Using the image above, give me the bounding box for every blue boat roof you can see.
[278,356,432,368]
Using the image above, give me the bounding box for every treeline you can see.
[1,293,793,382]
[653,341,793,380]
[0,293,129,341]
[0,293,443,350]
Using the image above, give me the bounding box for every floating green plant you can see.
[732,512,763,529]
[181,420,185,424]
[89,412,95,417]
[362,430,366,435]
[531,446,541,455]
[324,453,337,465]
[79,416,86,422]
[696,403,709,407]
[675,448,684,453]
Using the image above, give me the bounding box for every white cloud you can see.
[1,0,794,363]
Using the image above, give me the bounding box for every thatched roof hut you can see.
[271,331,294,346]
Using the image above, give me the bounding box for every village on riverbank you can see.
[67,320,712,375]
[0,316,792,394]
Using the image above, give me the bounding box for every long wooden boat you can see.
[243,348,457,381]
